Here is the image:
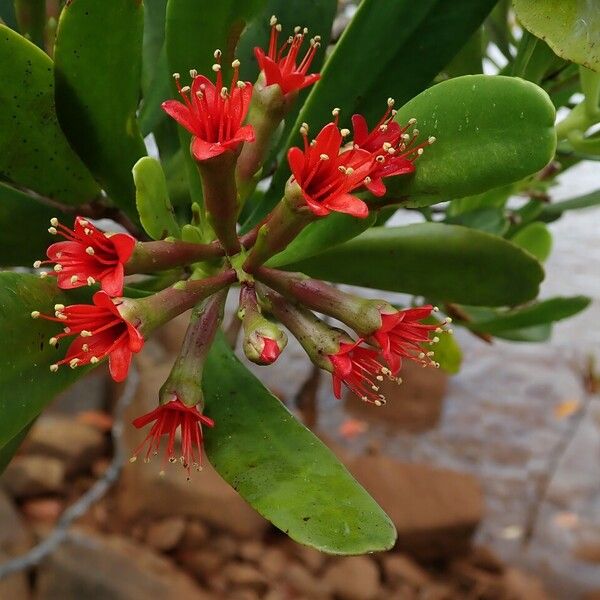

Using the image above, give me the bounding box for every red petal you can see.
[92,291,121,318]
[108,343,132,382]
[100,264,124,297]
[314,123,342,160]
[287,147,306,183]
[260,55,283,88]
[323,193,369,218]
[366,178,387,197]
[161,100,198,134]
[191,137,226,161]
[46,241,80,260]
[279,72,305,95]
[351,114,370,146]
[126,323,145,352]
[295,73,320,92]
[302,192,330,217]
[109,233,136,262]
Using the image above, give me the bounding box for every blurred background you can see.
[1,0,600,599]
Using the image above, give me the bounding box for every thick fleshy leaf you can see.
[243,0,498,229]
[268,212,377,268]
[463,296,590,335]
[446,184,514,217]
[445,208,509,236]
[0,25,99,204]
[513,0,600,72]
[133,157,180,240]
[139,0,170,136]
[284,223,545,307]
[165,0,267,204]
[510,222,553,262]
[0,183,62,267]
[0,273,93,449]
[386,76,557,205]
[203,334,396,554]
[54,0,147,218]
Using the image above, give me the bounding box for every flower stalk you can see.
[160,288,228,407]
[243,183,314,273]
[255,267,386,332]
[121,269,236,335]
[126,239,225,274]
[195,150,242,255]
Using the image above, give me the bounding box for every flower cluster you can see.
[31,17,442,475]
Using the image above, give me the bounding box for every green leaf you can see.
[284,223,545,307]
[54,0,147,218]
[445,208,509,236]
[386,75,557,205]
[464,296,590,334]
[0,0,18,29]
[133,156,180,240]
[139,0,170,136]
[243,0,498,229]
[541,188,600,222]
[0,25,99,204]
[0,422,33,475]
[513,0,600,72]
[0,182,61,266]
[0,273,93,448]
[165,0,268,204]
[142,0,167,92]
[203,334,396,554]
[14,0,46,48]
[510,222,552,262]
[493,324,551,342]
[440,28,483,78]
[267,212,377,268]
[446,183,514,217]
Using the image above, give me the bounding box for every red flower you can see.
[254,16,321,95]
[131,398,214,476]
[287,121,374,218]
[34,291,143,382]
[372,306,440,375]
[162,52,255,161]
[351,100,434,196]
[329,341,387,405]
[36,217,135,297]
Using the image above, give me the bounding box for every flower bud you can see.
[239,283,287,365]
